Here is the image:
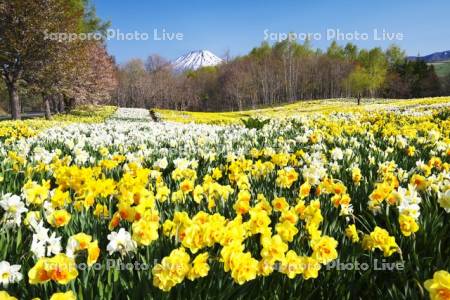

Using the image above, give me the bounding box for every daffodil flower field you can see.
[0,99,449,299]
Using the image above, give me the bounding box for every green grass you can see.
[431,61,450,78]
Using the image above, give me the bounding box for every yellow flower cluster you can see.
[0,106,116,142]
[425,270,450,300]
[0,290,77,300]
[157,185,338,289]
[156,97,450,124]
[362,227,399,257]
[1,100,449,298]
[152,248,209,291]
[28,254,78,285]
[67,233,100,266]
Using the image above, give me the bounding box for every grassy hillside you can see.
[431,61,450,77]
[155,97,450,124]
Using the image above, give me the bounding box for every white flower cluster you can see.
[1,107,448,222]
[29,220,62,259]
[373,101,450,116]
[0,194,27,227]
[109,107,153,121]
[0,193,63,259]
[437,171,450,213]
[396,185,422,220]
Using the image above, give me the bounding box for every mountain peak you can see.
[407,50,450,63]
[172,50,223,72]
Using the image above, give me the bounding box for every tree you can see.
[0,0,108,119]
[386,45,406,67]
[356,48,388,98]
[410,62,441,97]
[392,60,442,98]
[344,43,358,61]
[248,42,277,106]
[346,66,371,105]
[327,41,345,60]
[0,80,6,113]
[145,54,169,72]
[219,58,253,110]
[70,42,118,106]
[22,0,86,119]
[443,73,450,95]
[0,0,42,119]
[117,60,149,108]
[112,41,438,112]
[1,0,72,119]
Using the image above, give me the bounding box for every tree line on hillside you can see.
[0,0,117,120]
[115,41,449,112]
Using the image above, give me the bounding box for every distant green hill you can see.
[430,61,450,78]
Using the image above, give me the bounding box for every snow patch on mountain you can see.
[172,50,223,72]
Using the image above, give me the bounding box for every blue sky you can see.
[93,0,450,64]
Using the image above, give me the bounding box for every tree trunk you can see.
[357,94,361,105]
[7,82,21,120]
[58,96,65,113]
[63,96,75,111]
[43,95,52,120]
[51,95,59,114]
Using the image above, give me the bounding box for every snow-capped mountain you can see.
[172,50,223,72]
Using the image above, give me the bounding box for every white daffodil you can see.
[438,189,450,213]
[30,238,47,259]
[74,147,89,165]
[154,157,168,170]
[397,185,422,220]
[47,232,62,256]
[0,261,22,286]
[0,194,28,227]
[107,228,137,256]
[330,147,343,160]
[29,221,61,258]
